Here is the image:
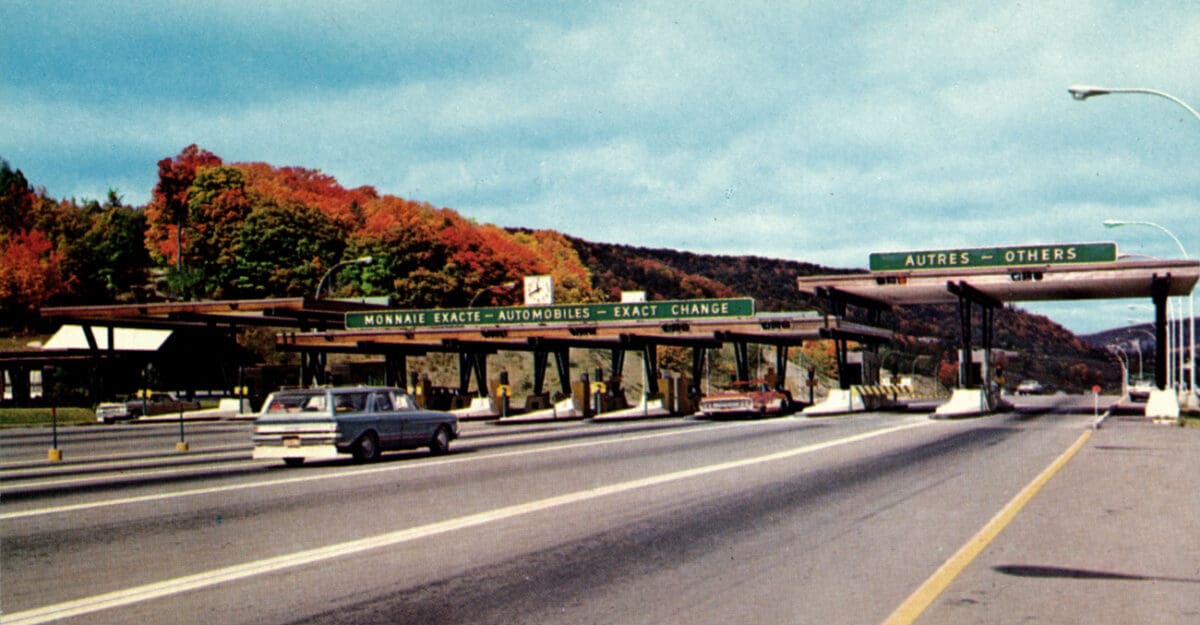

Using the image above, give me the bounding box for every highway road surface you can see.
[3,396,1197,624]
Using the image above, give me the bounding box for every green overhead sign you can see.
[869,242,1118,272]
[344,298,756,329]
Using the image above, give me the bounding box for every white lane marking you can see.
[0,417,819,520]
[3,420,930,625]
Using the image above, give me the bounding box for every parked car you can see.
[124,392,202,418]
[252,386,459,466]
[1128,380,1154,402]
[1015,380,1044,395]
[698,380,791,418]
[95,401,133,424]
[95,391,202,423]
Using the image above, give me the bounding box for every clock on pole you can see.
[524,275,553,306]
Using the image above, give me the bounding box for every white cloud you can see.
[6,0,1200,334]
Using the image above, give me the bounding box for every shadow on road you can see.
[995,564,1200,584]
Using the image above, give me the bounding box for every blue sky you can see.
[3,1,1198,334]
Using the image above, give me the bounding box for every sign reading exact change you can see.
[344,297,756,329]
[869,242,1117,272]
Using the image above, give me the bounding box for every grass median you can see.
[0,408,96,428]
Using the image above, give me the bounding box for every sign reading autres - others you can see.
[868,242,1118,272]
[344,298,756,329]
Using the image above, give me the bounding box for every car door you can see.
[368,390,402,449]
[332,391,374,444]
[391,391,427,447]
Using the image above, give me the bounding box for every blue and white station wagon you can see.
[252,386,459,466]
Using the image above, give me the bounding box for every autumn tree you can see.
[0,230,66,325]
[351,197,454,307]
[180,165,252,298]
[145,145,222,266]
[69,191,151,301]
[512,229,601,303]
[0,158,36,234]
[235,200,346,297]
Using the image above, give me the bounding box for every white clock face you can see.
[524,275,553,306]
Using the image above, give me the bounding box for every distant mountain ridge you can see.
[1,149,1121,392]
[563,234,1120,393]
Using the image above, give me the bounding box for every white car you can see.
[95,402,132,424]
[1015,380,1044,395]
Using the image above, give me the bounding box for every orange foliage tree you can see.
[145,145,222,266]
[0,230,66,319]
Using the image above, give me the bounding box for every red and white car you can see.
[698,381,791,418]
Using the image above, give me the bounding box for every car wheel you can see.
[429,426,451,455]
[283,457,305,467]
[353,432,381,462]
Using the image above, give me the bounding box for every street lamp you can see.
[1068,86,1200,123]
[468,282,518,308]
[1103,219,1194,397]
[1107,344,1130,397]
[315,256,374,300]
[1125,324,1157,383]
[1071,84,1199,401]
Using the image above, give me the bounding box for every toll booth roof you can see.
[796,258,1200,306]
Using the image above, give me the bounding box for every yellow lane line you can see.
[880,428,1093,625]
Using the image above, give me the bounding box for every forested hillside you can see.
[0,146,1117,391]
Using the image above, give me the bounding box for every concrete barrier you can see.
[499,396,584,422]
[933,388,990,418]
[451,396,499,419]
[801,389,866,416]
[592,398,669,421]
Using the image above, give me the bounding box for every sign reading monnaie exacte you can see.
[344,298,756,329]
[869,242,1118,272]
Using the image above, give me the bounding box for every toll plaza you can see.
[278,298,890,421]
[24,296,888,420]
[798,242,1200,418]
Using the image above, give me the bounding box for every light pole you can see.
[1125,324,1157,383]
[1104,219,1193,396]
[1107,344,1130,397]
[315,256,374,300]
[1071,84,1197,402]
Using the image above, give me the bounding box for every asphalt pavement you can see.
[915,413,1200,625]
[4,397,1199,624]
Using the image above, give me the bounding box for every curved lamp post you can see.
[468,281,518,308]
[1103,219,1193,396]
[1106,344,1130,396]
[1071,84,1198,401]
[1125,324,1158,383]
[1068,86,1200,122]
[315,256,374,300]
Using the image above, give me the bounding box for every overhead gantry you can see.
[278,299,892,418]
[798,242,1200,417]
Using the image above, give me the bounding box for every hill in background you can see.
[1,148,1119,392]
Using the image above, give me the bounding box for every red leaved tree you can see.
[145,145,222,266]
